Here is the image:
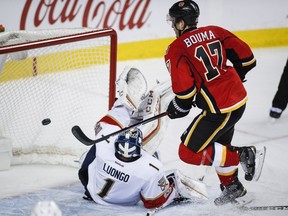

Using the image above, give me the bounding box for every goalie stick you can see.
[146,198,192,216]
[72,112,169,146]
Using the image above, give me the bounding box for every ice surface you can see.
[0,47,288,215]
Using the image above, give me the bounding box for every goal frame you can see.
[0,27,117,109]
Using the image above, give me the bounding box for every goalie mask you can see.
[116,66,148,111]
[115,128,143,162]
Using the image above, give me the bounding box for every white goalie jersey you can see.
[87,105,177,208]
[86,105,207,208]
[87,133,176,207]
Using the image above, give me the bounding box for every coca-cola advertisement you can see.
[0,0,286,43]
[1,0,176,43]
[21,0,151,30]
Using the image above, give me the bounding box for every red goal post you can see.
[0,28,117,166]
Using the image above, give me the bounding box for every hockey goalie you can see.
[77,66,208,210]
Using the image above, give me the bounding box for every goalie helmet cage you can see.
[0,28,117,166]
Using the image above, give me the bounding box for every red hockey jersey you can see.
[164,26,256,114]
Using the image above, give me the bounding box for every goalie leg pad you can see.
[165,169,208,201]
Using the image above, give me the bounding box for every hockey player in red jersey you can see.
[165,0,258,205]
[78,66,207,210]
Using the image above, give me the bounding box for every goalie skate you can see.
[252,146,266,181]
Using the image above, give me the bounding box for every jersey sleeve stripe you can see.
[176,86,197,99]
[99,115,124,129]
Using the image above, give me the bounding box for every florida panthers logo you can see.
[158,176,168,191]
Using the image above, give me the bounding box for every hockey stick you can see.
[241,205,288,211]
[72,112,169,146]
[146,198,191,215]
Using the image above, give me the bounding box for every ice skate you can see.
[269,107,283,119]
[214,180,247,206]
[238,146,256,181]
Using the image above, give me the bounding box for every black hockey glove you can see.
[167,97,191,119]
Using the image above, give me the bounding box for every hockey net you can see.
[0,28,117,167]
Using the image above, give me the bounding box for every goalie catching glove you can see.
[167,97,193,119]
[115,66,148,111]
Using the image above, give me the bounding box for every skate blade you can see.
[253,146,266,181]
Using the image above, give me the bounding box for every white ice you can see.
[0,46,288,215]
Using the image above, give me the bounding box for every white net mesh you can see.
[0,28,116,167]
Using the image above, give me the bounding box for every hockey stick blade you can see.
[72,125,97,146]
[72,112,169,146]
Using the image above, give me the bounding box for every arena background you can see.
[1,0,287,61]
